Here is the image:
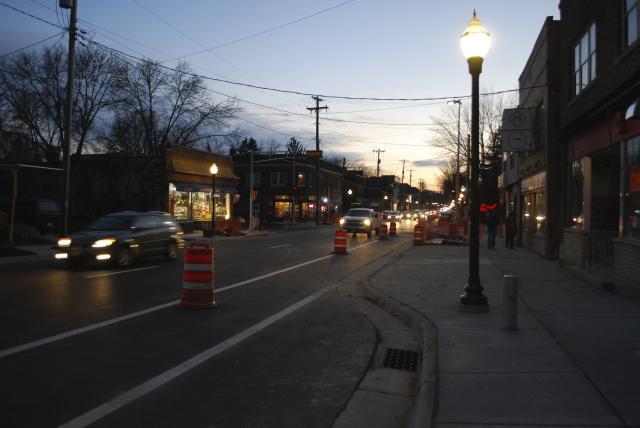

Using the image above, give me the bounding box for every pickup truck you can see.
[339,208,380,238]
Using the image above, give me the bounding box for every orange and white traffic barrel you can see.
[178,243,216,309]
[413,224,424,246]
[389,221,397,237]
[335,228,347,254]
[379,223,388,240]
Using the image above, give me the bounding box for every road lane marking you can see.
[58,284,336,428]
[0,300,179,359]
[0,240,378,359]
[84,266,159,279]
[268,243,291,249]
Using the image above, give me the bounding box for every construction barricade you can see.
[178,243,216,309]
[334,228,347,254]
[413,224,424,246]
[389,221,397,237]
[379,223,388,240]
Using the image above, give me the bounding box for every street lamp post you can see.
[209,162,218,238]
[459,11,490,310]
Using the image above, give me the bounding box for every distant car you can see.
[339,208,380,238]
[55,211,184,267]
[382,210,401,221]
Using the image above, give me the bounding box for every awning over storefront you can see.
[170,181,238,194]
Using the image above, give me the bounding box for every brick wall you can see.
[614,239,640,301]
[561,228,589,266]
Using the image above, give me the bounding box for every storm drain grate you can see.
[382,348,419,372]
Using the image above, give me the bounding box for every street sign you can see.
[502,108,534,152]
[306,150,323,158]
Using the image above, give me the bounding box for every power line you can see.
[0,2,63,29]
[85,37,542,103]
[0,31,65,59]
[9,1,545,103]
[161,0,357,63]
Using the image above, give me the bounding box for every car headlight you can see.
[92,238,116,248]
[364,219,371,226]
[339,218,345,225]
[58,237,71,247]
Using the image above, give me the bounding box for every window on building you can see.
[296,171,305,186]
[567,159,585,228]
[573,23,597,96]
[270,171,287,187]
[625,136,640,238]
[626,0,639,47]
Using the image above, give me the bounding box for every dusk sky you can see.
[0,0,559,189]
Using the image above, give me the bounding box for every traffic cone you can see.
[413,224,424,246]
[334,228,347,254]
[379,223,388,240]
[389,221,397,237]
[178,243,216,309]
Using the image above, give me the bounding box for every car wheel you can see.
[166,242,178,260]
[114,247,132,267]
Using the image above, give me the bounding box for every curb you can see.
[0,253,52,265]
[362,248,438,428]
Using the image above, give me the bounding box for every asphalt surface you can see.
[1,224,413,427]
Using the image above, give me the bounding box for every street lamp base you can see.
[458,292,490,313]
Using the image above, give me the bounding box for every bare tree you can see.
[72,46,127,155]
[0,45,129,159]
[427,91,516,175]
[0,46,66,160]
[108,60,239,155]
[285,137,305,155]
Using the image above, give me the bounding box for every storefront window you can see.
[567,159,584,228]
[192,192,212,221]
[169,190,189,221]
[523,191,546,234]
[626,136,640,238]
[274,201,291,218]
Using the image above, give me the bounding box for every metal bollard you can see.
[502,275,518,330]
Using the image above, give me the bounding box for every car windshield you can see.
[346,209,370,217]
[86,215,134,231]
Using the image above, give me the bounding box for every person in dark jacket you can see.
[486,210,498,250]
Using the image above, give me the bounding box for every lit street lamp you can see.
[208,162,218,238]
[459,10,490,310]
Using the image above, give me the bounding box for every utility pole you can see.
[307,96,328,225]
[249,151,254,232]
[408,169,414,187]
[60,0,77,235]
[400,159,407,210]
[373,149,385,177]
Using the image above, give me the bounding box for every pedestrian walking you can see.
[486,210,498,250]
[505,213,517,249]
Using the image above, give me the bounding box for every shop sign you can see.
[306,150,323,158]
[480,203,497,212]
[631,168,640,192]
[502,108,534,152]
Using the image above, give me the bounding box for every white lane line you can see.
[268,243,291,249]
[0,240,378,359]
[58,284,336,428]
[84,266,159,279]
[0,300,179,359]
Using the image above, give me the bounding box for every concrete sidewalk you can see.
[368,241,640,427]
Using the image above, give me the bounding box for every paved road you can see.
[0,223,413,427]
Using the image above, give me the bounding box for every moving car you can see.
[55,211,185,267]
[382,210,402,221]
[339,208,380,238]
